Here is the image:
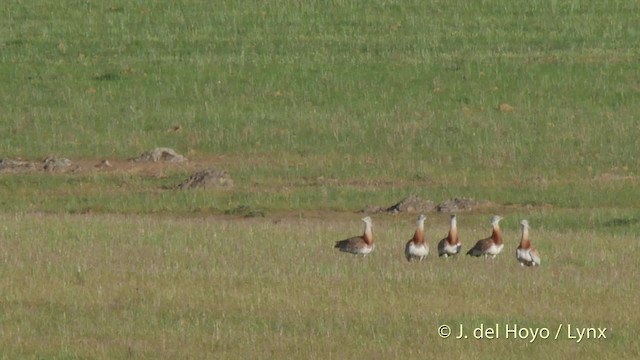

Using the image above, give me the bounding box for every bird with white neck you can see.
[405,214,429,262]
[516,220,541,267]
[334,216,375,256]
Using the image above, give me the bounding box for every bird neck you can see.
[448,218,458,243]
[413,226,425,244]
[491,225,502,245]
[520,227,530,248]
[363,223,373,245]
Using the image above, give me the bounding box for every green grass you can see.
[2,1,639,178]
[1,0,640,358]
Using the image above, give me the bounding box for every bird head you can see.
[491,215,503,226]
[520,219,530,228]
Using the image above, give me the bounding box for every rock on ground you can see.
[133,147,186,162]
[43,157,73,172]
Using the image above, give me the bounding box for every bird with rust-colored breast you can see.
[466,215,504,258]
[334,216,375,256]
[438,214,462,257]
[516,220,541,267]
[405,214,429,261]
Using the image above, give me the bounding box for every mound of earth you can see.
[436,197,491,212]
[0,157,75,173]
[133,147,186,162]
[385,195,435,214]
[175,169,234,189]
[43,157,73,172]
[0,159,36,172]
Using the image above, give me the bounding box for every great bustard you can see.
[516,220,541,267]
[466,215,504,258]
[334,216,375,256]
[405,214,429,262]
[438,214,462,257]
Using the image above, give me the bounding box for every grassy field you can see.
[1,0,640,358]
[0,213,638,359]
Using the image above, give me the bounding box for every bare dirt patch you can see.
[1,148,198,177]
[0,156,214,178]
[361,195,495,215]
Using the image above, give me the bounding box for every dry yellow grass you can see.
[0,212,637,359]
